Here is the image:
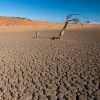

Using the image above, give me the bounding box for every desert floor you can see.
[0,30,100,100]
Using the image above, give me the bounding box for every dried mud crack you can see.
[0,30,100,100]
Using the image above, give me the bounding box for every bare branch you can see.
[69,18,80,24]
[66,14,80,19]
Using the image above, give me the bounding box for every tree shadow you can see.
[32,36,59,40]
[50,36,59,40]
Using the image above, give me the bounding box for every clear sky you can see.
[0,0,100,23]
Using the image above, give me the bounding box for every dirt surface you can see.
[0,30,100,100]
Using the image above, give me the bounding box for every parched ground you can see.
[0,30,100,100]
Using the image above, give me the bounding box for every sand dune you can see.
[0,17,62,31]
[0,17,100,31]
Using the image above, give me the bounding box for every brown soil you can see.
[0,29,100,100]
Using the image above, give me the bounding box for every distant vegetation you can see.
[0,16,32,21]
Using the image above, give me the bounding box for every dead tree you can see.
[36,31,39,38]
[58,14,80,40]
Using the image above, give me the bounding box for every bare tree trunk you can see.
[57,14,80,40]
[36,32,39,38]
[59,21,69,40]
